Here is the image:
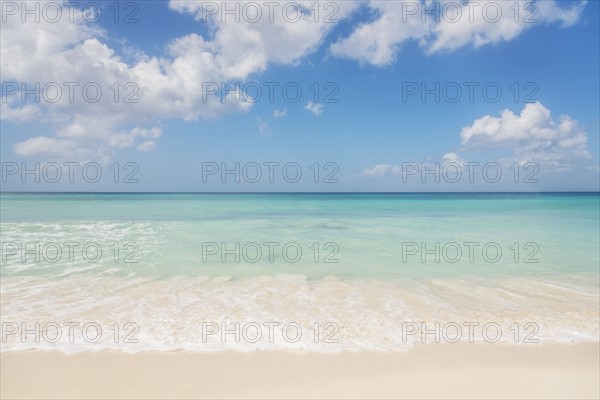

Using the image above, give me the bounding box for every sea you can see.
[1,192,598,352]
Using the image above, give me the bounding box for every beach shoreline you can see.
[2,343,598,399]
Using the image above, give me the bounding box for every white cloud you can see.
[1,0,588,162]
[108,127,162,149]
[361,102,594,177]
[330,1,431,65]
[460,102,591,169]
[273,108,287,118]
[1,11,176,158]
[2,1,359,160]
[331,0,585,66]
[361,164,395,177]
[169,1,361,69]
[137,141,157,152]
[305,101,324,116]
[429,0,586,53]
[12,136,104,161]
[0,103,40,122]
[441,152,465,165]
[361,154,467,179]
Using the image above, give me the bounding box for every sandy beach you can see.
[1,343,598,399]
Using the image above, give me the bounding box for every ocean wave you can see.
[1,274,598,353]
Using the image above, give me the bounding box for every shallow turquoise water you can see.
[1,192,599,352]
[1,193,599,280]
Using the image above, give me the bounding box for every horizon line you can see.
[1,191,599,195]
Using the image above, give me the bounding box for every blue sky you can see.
[1,0,598,191]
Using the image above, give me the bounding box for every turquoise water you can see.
[1,193,598,279]
[1,193,599,352]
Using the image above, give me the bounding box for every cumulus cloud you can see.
[1,0,588,162]
[460,102,591,169]
[12,137,103,161]
[2,11,170,159]
[137,141,158,152]
[2,0,358,160]
[428,0,586,53]
[441,152,466,165]
[331,0,585,66]
[108,127,162,149]
[330,1,431,65]
[0,103,40,122]
[361,101,593,178]
[305,101,324,116]
[169,1,361,68]
[361,153,467,178]
[361,164,398,177]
